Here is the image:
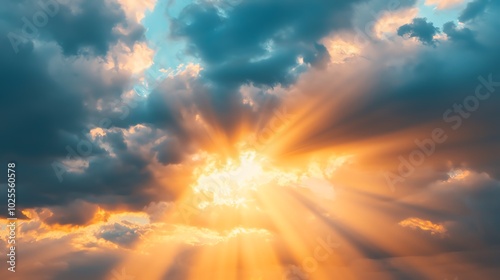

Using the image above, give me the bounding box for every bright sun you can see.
[192,150,269,207]
[190,150,344,209]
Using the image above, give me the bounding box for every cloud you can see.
[399,217,448,236]
[170,0,367,89]
[398,171,500,245]
[43,200,100,226]
[117,0,156,22]
[46,0,138,56]
[0,0,164,215]
[459,0,490,22]
[397,17,440,45]
[105,42,154,74]
[3,0,145,56]
[96,221,149,248]
[442,21,479,48]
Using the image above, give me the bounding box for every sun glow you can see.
[189,150,345,209]
[192,150,268,207]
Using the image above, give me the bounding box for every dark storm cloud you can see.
[0,0,159,215]
[0,39,98,162]
[0,139,161,218]
[54,146,157,204]
[42,200,99,226]
[3,0,144,56]
[154,137,185,165]
[442,21,479,48]
[397,17,440,46]
[459,0,490,22]
[41,0,128,56]
[171,0,364,88]
[0,0,145,160]
[102,130,128,152]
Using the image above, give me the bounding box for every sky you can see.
[0,0,499,279]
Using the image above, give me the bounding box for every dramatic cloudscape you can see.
[1,0,499,279]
